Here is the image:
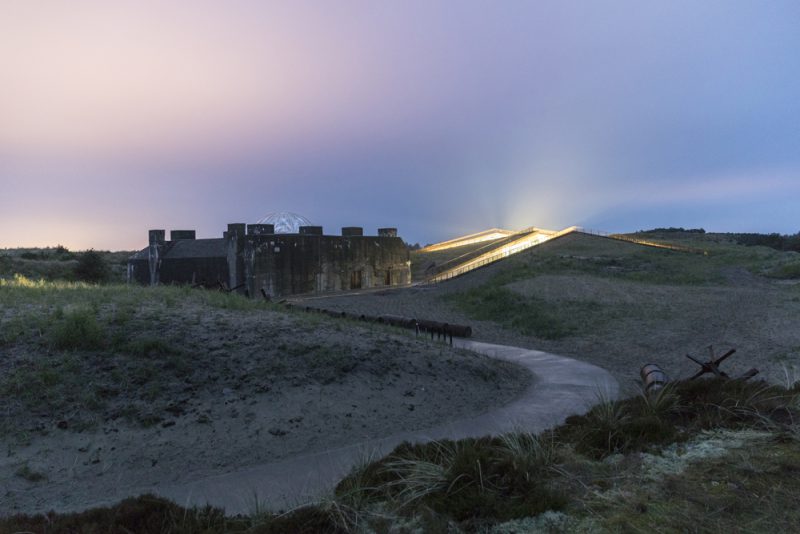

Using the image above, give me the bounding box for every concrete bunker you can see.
[128,218,411,298]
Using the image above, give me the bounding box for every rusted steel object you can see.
[377,315,417,328]
[686,346,757,380]
[292,305,473,338]
[687,347,736,379]
[416,319,472,338]
[641,363,669,393]
[445,324,472,338]
[416,319,446,332]
[738,368,759,380]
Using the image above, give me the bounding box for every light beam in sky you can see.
[2,1,799,249]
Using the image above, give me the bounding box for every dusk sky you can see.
[2,1,799,250]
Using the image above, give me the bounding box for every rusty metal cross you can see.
[686,346,736,379]
[686,345,759,381]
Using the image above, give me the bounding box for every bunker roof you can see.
[164,238,227,259]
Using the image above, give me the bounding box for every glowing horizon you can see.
[2,1,799,250]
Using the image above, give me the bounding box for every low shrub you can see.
[50,308,105,351]
[74,249,111,283]
[336,436,567,524]
[0,494,238,534]
[555,378,797,458]
[767,261,800,279]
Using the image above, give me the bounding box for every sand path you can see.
[154,339,618,515]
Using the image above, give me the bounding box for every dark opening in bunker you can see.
[351,270,362,289]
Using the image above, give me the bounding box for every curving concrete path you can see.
[154,340,618,515]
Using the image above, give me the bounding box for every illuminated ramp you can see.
[424,226,578,283]
[419,228,517,252]
[411,229,517,281]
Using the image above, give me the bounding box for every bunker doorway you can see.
[350,270,362,289]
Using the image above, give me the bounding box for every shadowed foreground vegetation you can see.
[0,247,132,283]
[0,275,285,433]
[3,378,799,533]
[1,274,531,525]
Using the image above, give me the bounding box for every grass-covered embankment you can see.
[445,231,793,338]
[438,232,800,385]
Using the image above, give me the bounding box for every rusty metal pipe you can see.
[640,363,668,393]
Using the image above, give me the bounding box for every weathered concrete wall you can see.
[158,257,229,286]
[129,225,410,297]
[128,257,150,284]
[128,236,229,287]
[244,234,410,297]
[226,223,246,290]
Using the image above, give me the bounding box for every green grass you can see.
[621,231,798,280]
[1,247,132,283]
[555,378,797,459]
[445,285,579,339]
[333,436,568,527]
[484,244,722,286]
[0,494,246,534]
[336,377,800,529]
[443,232,800,339]
[49,307,106,350]
[582,433,800,532]
[766,260,800,279]
[505,232,794,286]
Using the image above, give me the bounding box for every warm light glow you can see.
[426,226,708,283]
[607,234,708,254]
[427,226,576,282]
[420,228,517,252]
